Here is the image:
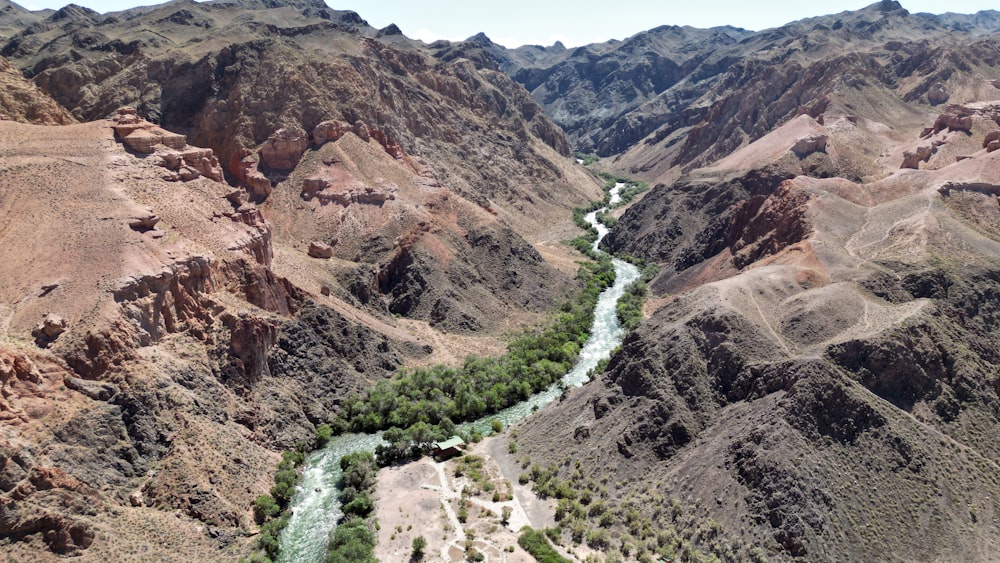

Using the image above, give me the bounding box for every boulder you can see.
[983,130,1000,149]
[31,313,67,346]
[927,82,949,105]
[901,145,935,169]
[989,140,1000,153]
[792,134,828,157]
[259,127,308,170]
[312,120,352,145]
[127,211,160,231]
[308,241,333,259]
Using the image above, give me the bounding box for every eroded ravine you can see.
[278,187,640,562]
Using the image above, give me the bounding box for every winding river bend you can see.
[277,186,640,562]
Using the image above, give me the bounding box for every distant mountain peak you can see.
[466,32,494,45]
[869,0,905,13]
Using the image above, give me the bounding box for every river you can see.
[277,185,640,562]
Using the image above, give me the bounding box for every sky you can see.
[17,0,1000,47]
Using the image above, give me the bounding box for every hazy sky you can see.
[18,1,1000,47]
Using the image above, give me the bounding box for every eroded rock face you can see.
[792,134,828,157]
[111,108,223,182]
[259,127,308,170]
[0,56,75,125]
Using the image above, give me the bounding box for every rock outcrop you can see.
[30,314,66,347]
[901,145,935,169]
[111,108,223,182]
[259,127,308,170]
[307,241,333,259]
[791,134,828,157]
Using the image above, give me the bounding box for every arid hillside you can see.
[4,0,1000,561]
[0,0,602,560]
[513,3,1000,561]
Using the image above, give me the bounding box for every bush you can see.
[254,494,280,523]
[412,535,427,560]
[342,492,375,518]
[586,529,612,549]
[326,517,377,563]
[315,423,333,447]
[616,279,647,331]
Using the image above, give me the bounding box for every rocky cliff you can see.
[0,55,73,124]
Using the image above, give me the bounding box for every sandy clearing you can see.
[374,435,556,562]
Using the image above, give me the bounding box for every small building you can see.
[433,436,465,460]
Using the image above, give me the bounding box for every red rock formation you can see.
[259,127,308,170]
[111,108,223,182]
[312,120,352,145]
[308,241,333,259]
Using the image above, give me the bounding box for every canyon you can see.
[1,0,1000,561]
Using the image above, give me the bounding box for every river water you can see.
[277,187,640,562]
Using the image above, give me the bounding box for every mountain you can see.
[507,2,1000,561]
[0,0,600,559]
[5,0,1000,561]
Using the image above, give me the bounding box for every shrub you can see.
[326,517,376,563]
[315,423,333,447]
[254,494,280,523]
[412,535,427,560]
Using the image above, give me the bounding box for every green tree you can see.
[253,494,280,522]
[412,535,428,560]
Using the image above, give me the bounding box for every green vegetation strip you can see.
[616,259,659,332]
[326,452,379,562]
[518,528,571,563]
[243,450,305,562]
[333,256,616,465]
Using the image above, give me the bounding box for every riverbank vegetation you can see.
[331,256,616,465]
[244,451,306,562]
[518,528,571,563]
[597,172,648,206]
[616,260,659,332]
[326,452,379,562]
